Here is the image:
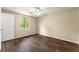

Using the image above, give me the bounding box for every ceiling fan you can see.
[29,7,45,16]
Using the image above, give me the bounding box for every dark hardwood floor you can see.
[0,34,79,52]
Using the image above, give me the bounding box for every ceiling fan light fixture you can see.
[28,7,45,16]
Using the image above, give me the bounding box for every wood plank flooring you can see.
[0,34,79,52]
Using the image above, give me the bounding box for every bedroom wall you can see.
[14,15,38,38]
[38,8,79,44]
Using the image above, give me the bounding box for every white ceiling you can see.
[2,7,74,17]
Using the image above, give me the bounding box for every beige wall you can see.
[14,14,38,38]
[38,8,79,44]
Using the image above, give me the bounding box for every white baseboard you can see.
[39,34,79,44]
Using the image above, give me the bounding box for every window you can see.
[21,16,28,29]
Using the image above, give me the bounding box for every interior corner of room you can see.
[0,7,79,52]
